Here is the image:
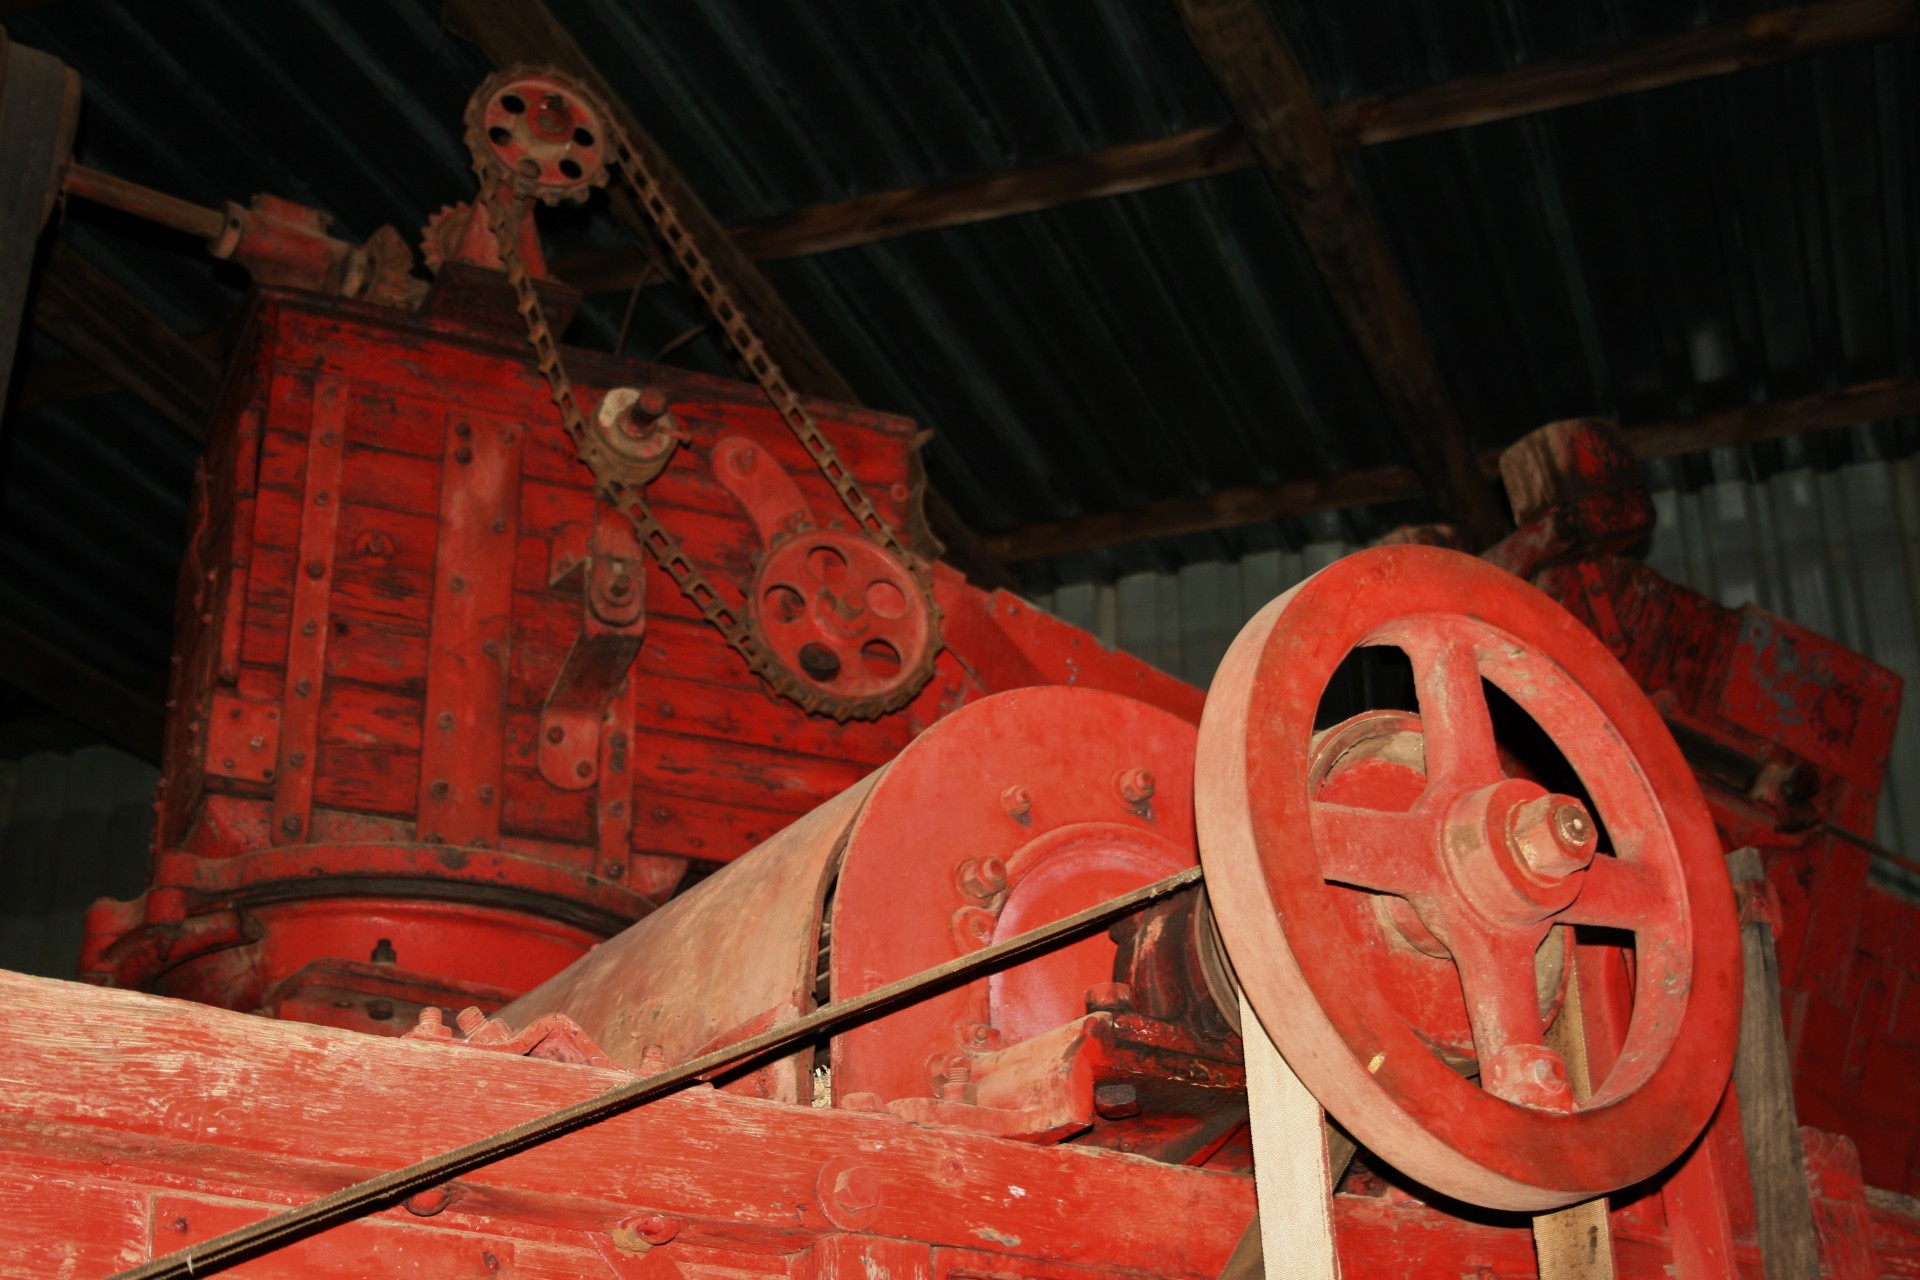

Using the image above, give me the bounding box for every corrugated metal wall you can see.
[0,747,155,979]
[1038,460,1919,858]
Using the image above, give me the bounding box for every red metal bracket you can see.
[540,504,647,792]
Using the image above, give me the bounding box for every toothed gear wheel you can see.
[464,68,612,205]
[420,203,475,274]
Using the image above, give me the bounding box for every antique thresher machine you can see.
[4,64,1916,1280]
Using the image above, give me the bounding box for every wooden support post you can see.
[1169,0,1507,547]
[440,0,1013,590]
[32,242,219,439]
[1726,848,1823,1280]
[0,32,79,413]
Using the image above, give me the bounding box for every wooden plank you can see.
[1170,0,1506,547]
[439,0,1012,591]
[984,378,1920,561]
[0,614,164,761]
[1727,848,1824,1280]
[0,34,79,412]
[551,0,1917,283]
[32,241,220,439]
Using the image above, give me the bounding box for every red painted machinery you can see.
[1481,419,1917,1199]
[8,65,1918,1280]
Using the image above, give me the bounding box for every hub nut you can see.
[1507,795,1598,879]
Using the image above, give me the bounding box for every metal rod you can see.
[110,864,1206,1280]
[62,163,227,241]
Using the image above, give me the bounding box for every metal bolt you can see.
[281,815,301,835]
[404,1186,455,1217]
[454,422,472,438]
[831,1166,880,1214]
[367,999,394,1021]
[454,445,472,465]
[415,1007,444,1032]
[632,1212,679,1246]
[478,785,494,804]
[491,518,508,534]
[301,619,318,637]
[546,725,565,744]
[957,856,1008,900]
[1094,1082,1141,1119]
[306,560,326,579]
[289,751,306,767]
[607,800,627,818]
[999,785,1032,822]
[633,387,670,421]
[640,1044,668,1072]
[607,573,633,600]
[575,760,594,779]
[1508,794,1598,879]
[941,1056,971,1102]
[456,1007,488,1036]
[1115,768,1156,807]
[437,711,455,731]
[449,575,466,593]
[429,779,450,800]
[604,860,624,880]
[295,679,312,697]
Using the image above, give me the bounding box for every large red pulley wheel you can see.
[1197,545,1740,1211]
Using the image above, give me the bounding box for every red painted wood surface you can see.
[0,969,1808,1280]
[78,289,1196,1032]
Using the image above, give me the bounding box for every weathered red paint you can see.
[1197,546,1742,1212]
[1485,417,1919,1199]
[80,287,1191,1032]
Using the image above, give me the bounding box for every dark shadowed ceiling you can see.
[1,0,1915,753]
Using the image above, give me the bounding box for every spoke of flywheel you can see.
[1453,928,1550,1074]
[1556,854,1667,932]
[1309,802,1434,895]
[1407,631,1503,793]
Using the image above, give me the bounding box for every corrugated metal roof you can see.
[1,1,1915,703]
[1038,454,1920,873]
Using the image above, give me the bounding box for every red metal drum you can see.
[1197,545,1742,1210]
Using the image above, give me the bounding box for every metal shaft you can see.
[109,865,1205,1280]
[62,163,226,241]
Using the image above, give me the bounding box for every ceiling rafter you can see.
[550,0,1917,294]
[1170,0,1507,547]
[984,378,1920,563]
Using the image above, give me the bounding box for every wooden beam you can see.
[550,0,1917,292]
[0,615,164,762]
[441,0,1014,591]
[1170,0,1507,546]
[984,377,1920,561]
[13,327,226,413]
[31,241,218,439]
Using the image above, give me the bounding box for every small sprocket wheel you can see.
[464,68,612,205]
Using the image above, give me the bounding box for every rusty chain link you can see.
[464,68,938,720]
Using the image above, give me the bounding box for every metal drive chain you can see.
[465,69,938,720]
